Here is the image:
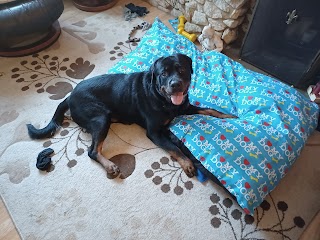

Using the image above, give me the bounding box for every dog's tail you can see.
[27,97,70,139]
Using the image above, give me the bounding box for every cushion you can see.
[108,18,319,215]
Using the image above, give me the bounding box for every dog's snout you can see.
[170,80,182,90]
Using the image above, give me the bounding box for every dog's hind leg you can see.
[87,115,120,176]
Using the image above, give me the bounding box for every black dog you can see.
[27,54,234,177]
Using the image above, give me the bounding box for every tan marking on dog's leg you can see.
[96,142,120,175]
[198,109,237,119]
[168,150,195,178]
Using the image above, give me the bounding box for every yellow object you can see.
[178,15,187,31]
[177,15,197,42]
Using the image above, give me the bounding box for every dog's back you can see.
[68,72,155,127]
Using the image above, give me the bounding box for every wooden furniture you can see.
[72,0,118,12]
[299,210,320,240]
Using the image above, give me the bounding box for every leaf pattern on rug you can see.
[0,110,19,127]
[107,154,136,179]
[0,121,31,160]
[66,58,95,79]
[0,155,31,184]
[62,27,105,54]
[12,54,95,99]
[46,82,74,100]
[144,156,194,195]
[208,192,305,240]
[38,116,154,177]
[41,117,91,171]
[109,41,139,61]
[72,20,87,28]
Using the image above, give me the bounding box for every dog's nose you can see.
[170,81,182,90]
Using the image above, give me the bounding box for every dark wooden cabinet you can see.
[240,0,320,89]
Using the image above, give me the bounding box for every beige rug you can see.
[1,1,320,239]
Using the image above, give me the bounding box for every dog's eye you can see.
[161,72,167,77]
[179,67,185,73]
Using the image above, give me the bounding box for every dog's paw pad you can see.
[183,164,196,178]
[106,164,120,176]
[106,172,120,179]
[111,165,120,175]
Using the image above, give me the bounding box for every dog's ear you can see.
[186,55,193,74]
[177,53,193,74]
[150,56,164,81]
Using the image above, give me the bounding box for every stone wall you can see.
[143,0,255,45]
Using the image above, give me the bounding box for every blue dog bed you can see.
[108,18,319,215]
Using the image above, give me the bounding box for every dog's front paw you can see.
[181,160,196,178]
[106,163,120,176]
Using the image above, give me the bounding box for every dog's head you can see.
[151,53,193,106]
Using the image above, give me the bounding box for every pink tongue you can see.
[171,92,184,105]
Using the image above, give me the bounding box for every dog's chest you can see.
[159,106,183,126]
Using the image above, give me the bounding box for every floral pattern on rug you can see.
[144,156,194,195]
[37,115,159,180]
[0,110,19,127]
[11,54,95,100]
[0,120,31,183]
[63,25,106,54]
[61,6,143,55]
[109,41,139,61]
[209,191,305,240]
[41,116,90,172]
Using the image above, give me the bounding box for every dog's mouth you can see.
[161,86,189,105]
[170,91,187,105]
